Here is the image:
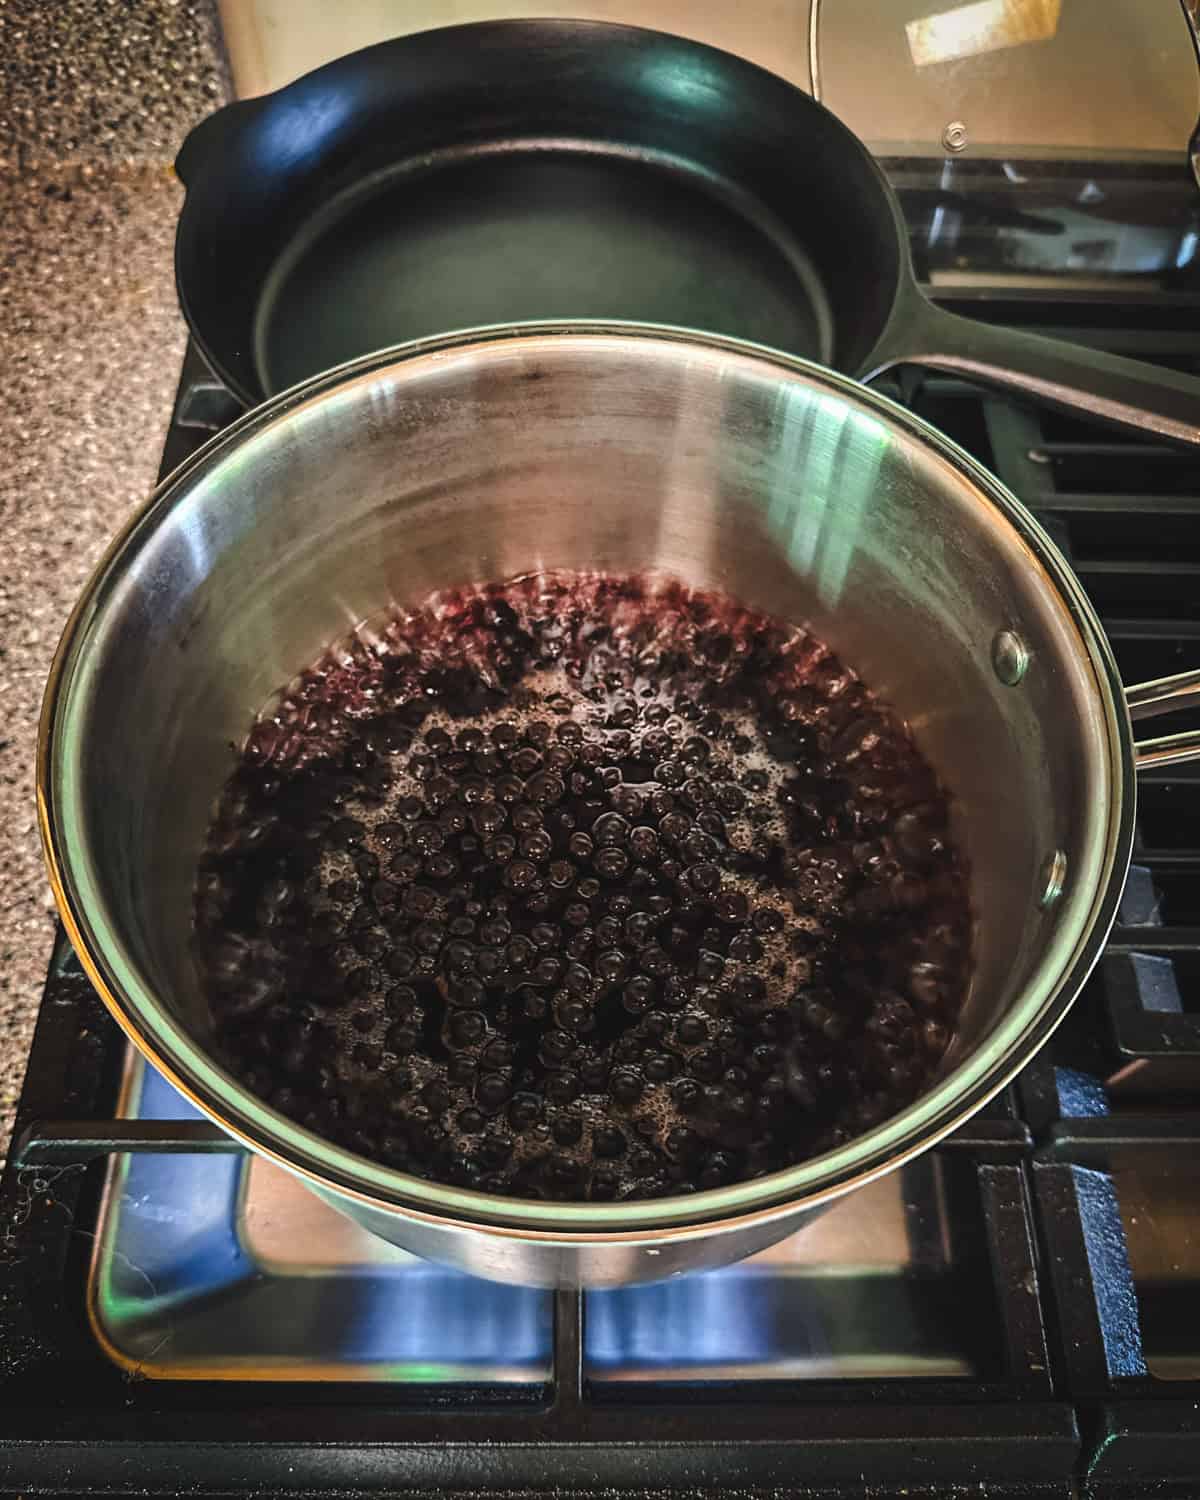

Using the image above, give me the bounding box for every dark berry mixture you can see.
[195,572,971,1201]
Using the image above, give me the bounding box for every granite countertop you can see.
[0,0,230,1158]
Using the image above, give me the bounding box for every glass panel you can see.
[1113,1156,1200,1381]
[89,1057,553,1381]
[586,1155,1003,1380]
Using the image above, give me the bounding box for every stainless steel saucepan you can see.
[38,324,1200,1288]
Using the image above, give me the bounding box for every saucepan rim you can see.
[37,321,1134,1240]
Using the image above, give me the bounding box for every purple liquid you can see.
[195,572,971,1201]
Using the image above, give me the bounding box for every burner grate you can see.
[891,289,1200,1494]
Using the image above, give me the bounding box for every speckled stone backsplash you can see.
[0,0,231,1157]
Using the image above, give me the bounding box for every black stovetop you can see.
[3,290,1200,1498]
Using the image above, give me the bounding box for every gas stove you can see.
[5,194,1200,1498]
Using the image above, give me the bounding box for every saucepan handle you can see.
[1126,668,1200,769]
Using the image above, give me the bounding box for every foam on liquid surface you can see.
[195,572,972,1202]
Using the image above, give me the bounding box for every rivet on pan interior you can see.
[1039,850,1067,909]
[992,630,1028,685]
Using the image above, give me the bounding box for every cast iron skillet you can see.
[175,19,1200,442]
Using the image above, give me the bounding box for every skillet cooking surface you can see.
[255,147,835,396]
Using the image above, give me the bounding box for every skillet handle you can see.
[869,296,1200,448]
[1126,668,1200,769]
